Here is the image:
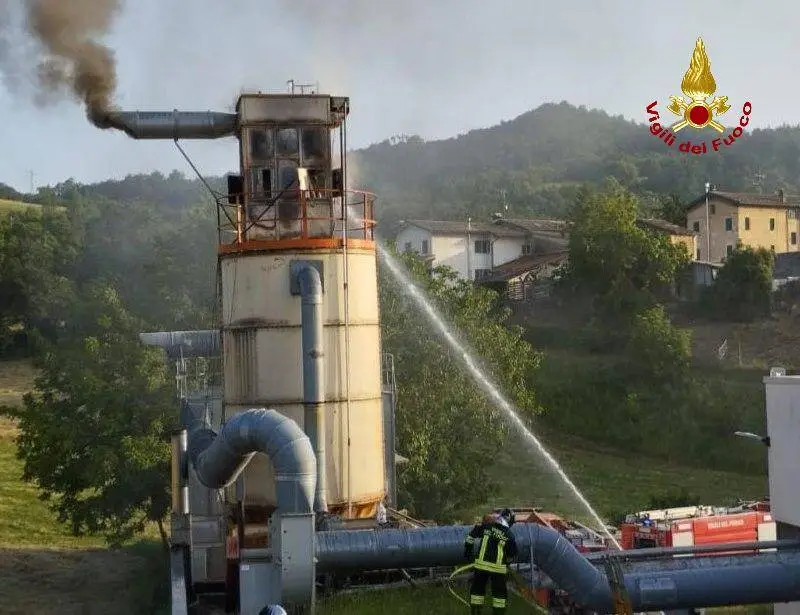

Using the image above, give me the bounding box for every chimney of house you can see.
[779,189,786,203]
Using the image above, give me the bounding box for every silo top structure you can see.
[220,92,374,250]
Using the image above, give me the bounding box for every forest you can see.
[0,100,790,544]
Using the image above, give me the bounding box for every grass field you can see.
[0,360,167,615]
[0,358,772,613]
[0,198,67,216]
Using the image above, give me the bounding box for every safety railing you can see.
[216,188,376,245]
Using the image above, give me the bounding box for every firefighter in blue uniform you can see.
[463,508,518,614]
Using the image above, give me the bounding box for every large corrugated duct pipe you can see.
[293,262,328,515]
[315,523,800,611]
[139,330,220,359]
[184,406,316,514]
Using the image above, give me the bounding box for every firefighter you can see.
[463,508,518,614]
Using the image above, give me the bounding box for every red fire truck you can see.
[619,501,774,552]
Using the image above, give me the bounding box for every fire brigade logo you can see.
[645,37,752,154]
[667,38,729,133]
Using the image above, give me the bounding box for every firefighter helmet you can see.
[499,508,516,526]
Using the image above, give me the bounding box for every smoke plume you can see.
[2,0,122,127]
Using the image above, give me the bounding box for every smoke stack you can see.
[103,111,239,140]
[778,189,786,204]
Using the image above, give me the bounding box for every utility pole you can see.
[466,217,472,281]
[28,170,35,194]
[705,181,712,261]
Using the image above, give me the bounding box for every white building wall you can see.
[433,235,469,278]
[395,226,432,255]
[493,237,528,267]
[396,225,528,281]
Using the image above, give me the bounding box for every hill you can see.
[350,102,800,229]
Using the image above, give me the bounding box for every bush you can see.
[701,247,773,322]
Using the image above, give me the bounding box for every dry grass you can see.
[0,547,157,615]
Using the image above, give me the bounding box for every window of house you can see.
[793,232,798,246]
[771,245,775,252]
[692,221,700,232]
[770,218,776,231]
[724,217,733,232]
[475,239,491,254]
[744,217,750,230]
[474,268,491,280]
[710,204,716,215]
[521,242,532,255]
[403,242,412,252]
[726,245,733,257]
[421,239,430,254]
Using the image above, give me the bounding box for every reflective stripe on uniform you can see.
[474,530,508,573]
[470,594,485,605]
[492,596,507,608]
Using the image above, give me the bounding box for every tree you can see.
[560,181,690,321]
[2,285,177,547]
[656,194,688,227]
[626,305,691,381]
[0,209,78,352]
[704,246,774,322]
[379,248,540,520]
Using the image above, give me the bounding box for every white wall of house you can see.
[432,235,469,278]
[493,237,529,266]
[396,225,528,281]
[396,226,432,255]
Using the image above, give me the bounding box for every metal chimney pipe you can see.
[294,262,328,515]
[103,111,238,140]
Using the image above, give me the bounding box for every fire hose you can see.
[446,563,549,613]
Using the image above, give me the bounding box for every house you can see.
[480,251,569,301]
[394,217,568,281]
[685,190,800,264]
[636,218,697,257]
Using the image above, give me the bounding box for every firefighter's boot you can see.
[470,606,482,615]
[492,609,506,615]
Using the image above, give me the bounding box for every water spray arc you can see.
[374,242,619,549]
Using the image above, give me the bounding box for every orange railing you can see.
[216,188,376,246]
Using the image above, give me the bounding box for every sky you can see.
[0,0,796,192]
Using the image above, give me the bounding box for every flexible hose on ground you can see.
[446,564,548,613]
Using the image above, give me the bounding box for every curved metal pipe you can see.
[104,111,237,140]
[185,408,316,514]
[139,330,220,359]
[315,523,800,611]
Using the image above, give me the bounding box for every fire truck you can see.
[619,500,775,552]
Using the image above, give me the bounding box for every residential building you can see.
[685,190,800,263]
[394,217,567,281]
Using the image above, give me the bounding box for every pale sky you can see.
[0,0,793,192]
